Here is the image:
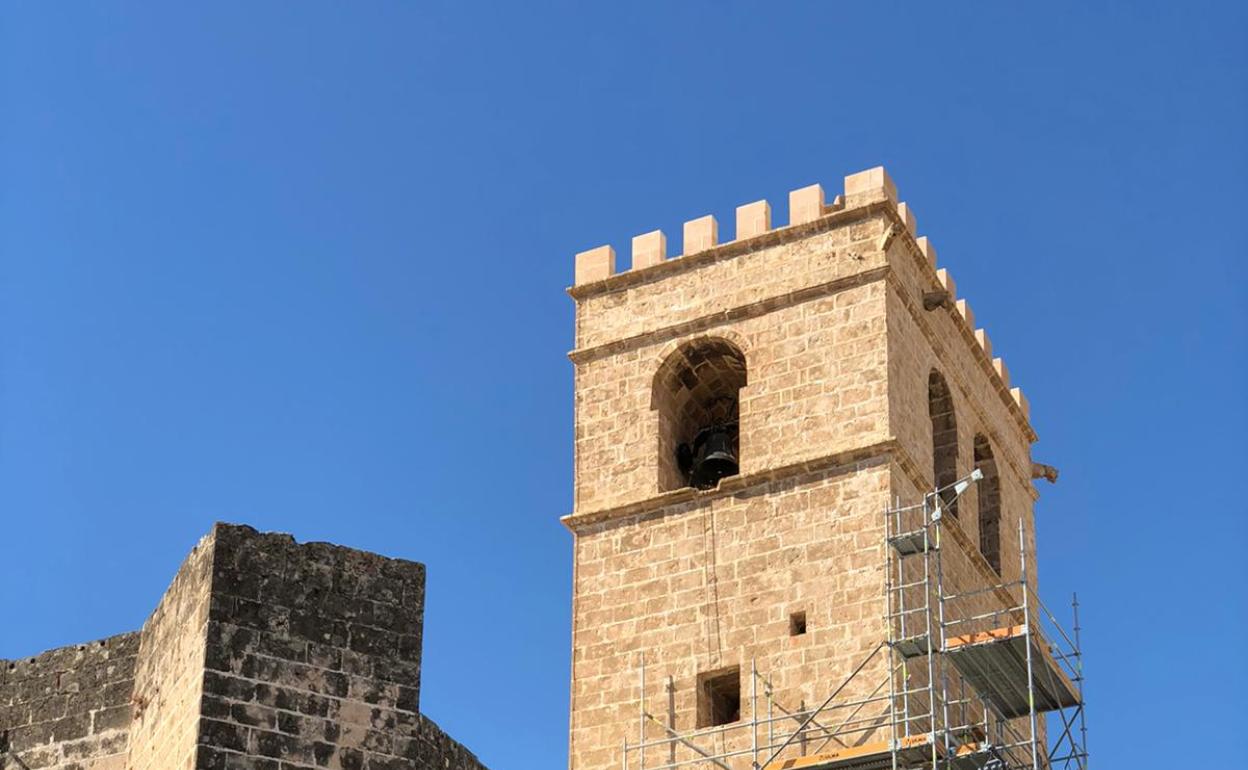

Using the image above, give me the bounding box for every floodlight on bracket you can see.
[932,468,983,521]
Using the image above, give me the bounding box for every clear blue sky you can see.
[2,3,1244,768]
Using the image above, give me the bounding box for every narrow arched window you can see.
[974,435,1002,574]
[653,339,747,491]
[928,370,959,517]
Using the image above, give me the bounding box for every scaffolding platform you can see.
[887,529,932,555]
[889,634,931,659]
[762,734,985,770]
[944,625,1081,718]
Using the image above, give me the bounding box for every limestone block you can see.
[916,236,937,266]
[974,329,992,359]
[844,166,897,204]
[735,200,771,240]
[993,357,1010,387]
[956,298,974,329]
[789,184,825,225]
[631,230,667,270]
[897,202,917,234]
[575,245,616,284]
[1011,387,1031,420]
[683,215,718,255]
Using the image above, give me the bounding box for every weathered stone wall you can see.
[128,532,216,770]
[197,523,450,770]
[0,633,137,770]
[2,524,487,770]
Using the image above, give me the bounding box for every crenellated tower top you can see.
[566,166,1035,526]
[569,167,1031,434]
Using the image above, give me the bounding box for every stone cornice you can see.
[562,437,1025,617]
[562,438,895,533]
[568,265,889,365]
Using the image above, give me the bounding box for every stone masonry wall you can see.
[0,633,138,770]
[128,533,216,770]
[572,218,892,515]
[574,215,888,353]
[883,210,1038,591]
[883,202,1038,611]
[2,524,488,770]
[197,522,446,770]
[569,464,893,770]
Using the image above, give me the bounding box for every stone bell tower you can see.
[564,168,1056,770]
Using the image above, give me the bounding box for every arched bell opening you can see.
[928,369,960,517]
[653,339,747,492]
[974,434,1002,575]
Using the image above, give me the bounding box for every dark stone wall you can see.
[392,714,491,770]
[1,523,489,770]
[0,632,138,770]
[196,523,486,770]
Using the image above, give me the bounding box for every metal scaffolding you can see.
[620,471,1088,770]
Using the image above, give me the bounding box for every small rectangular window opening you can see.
[696,667,741,728]
[789,610,807,636]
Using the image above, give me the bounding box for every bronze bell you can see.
[682,424,739,489]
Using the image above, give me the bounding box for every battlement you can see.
[570,167,901,288]
[569,166,1033,458]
